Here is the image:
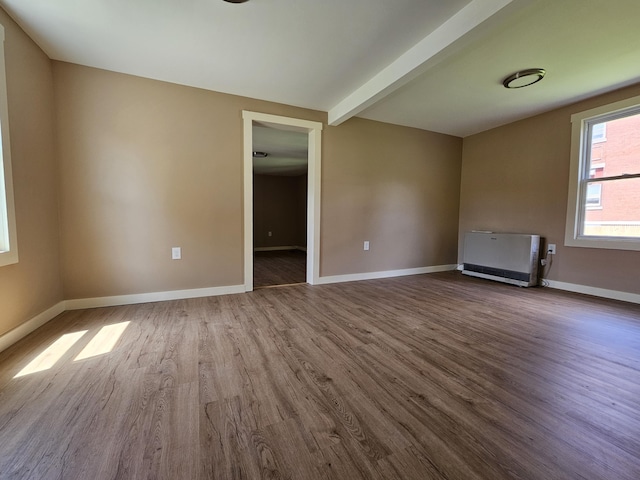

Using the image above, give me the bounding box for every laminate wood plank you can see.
[376,445,448,480]
[84,368,148,480]
[277,334,392,461]
[1,271,640,479]
[306,336,491,479]
[261,416,322,479]
[200,396,264,479]
[353,344,537,480]
[399,325,640,479]
[162,381,200,479]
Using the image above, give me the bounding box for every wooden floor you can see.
[1,272,640,479]
[254,249,306,288]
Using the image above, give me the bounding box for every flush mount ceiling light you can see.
[252,151,268,158]
[503,68,546,89]
[223,0,249,3]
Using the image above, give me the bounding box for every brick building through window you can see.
[583,113,640,237]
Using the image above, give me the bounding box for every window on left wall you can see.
[0,25,18,267]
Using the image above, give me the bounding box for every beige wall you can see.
[322,118,463,276]
[0,12,62,336]
[460,83,640,295]
[253,174,306,248]
[53,62,325,299]
[53,63,462,298]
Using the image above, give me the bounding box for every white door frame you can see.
[242,111,323,291]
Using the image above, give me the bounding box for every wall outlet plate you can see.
[547,244,556,255]
[364,241,370,251]
[172,247,181,260]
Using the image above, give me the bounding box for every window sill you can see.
[564,236,640,252]
[0,249,18,267]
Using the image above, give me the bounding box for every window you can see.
[0,25,18,267]
[565,94,640,251]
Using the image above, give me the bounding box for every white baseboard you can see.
[546,280,640,305]
[315,264,458,285]
[254,246,306,252]
[3,275,637,355]
[0,285,246,353]
[65,284,246,310]
[0,301,66,354]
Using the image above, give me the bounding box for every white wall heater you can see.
[462,232,540,287]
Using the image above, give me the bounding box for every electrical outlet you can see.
[268,231,272,237]
[172,247,181,260]
[547,244,556,255]
[363,241,370,251]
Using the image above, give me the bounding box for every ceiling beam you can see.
[327,0,527,126]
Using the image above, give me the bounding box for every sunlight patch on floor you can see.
[74,321,130,361]
[14,331,87,378]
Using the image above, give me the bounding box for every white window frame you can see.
[0,25,18,267]
[565,94,640,251]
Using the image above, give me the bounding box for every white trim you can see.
[569,94,640,124]
[315,264,458,285]
[2,275,638,354]
[254,245,306,252]
[65,284,245,310]
[243,115,254,291]
[242,111,323,292]
[546,280,640,305]
[584,221,640,226]
[0,302,66,354]
[0,25,18,267]
[307,120,322,286]
[327,0,520,125]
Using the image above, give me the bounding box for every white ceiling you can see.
[359,0,640,136]
[2,0,640,138]
[252,124,308,176]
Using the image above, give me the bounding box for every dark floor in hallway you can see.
[254,249,306,287]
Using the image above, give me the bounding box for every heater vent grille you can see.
[462,232,540,287]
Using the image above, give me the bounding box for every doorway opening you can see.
[242,112,322,292]
[253,125,307,288]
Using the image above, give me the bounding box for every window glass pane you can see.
[589,113,640,175]
[585,183,602,206]
[0,79,9,252]
[591,123,606,143]
[583,177,640,238]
